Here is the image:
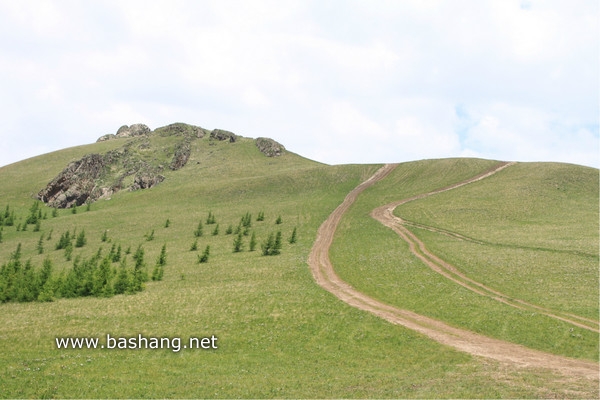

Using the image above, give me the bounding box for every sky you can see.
[0,0,598,168]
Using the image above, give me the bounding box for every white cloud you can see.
[0,0,597,169]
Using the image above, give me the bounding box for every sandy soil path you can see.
[308,163,599,380]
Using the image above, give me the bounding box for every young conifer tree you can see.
[194,221,204,237]
[198,245,210,263]
[37,234,44,254]
[289,227,297,244]
[75,230,87,248]
[233,232,244,252]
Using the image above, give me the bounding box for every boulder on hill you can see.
[155,122,209,138]
[96,123,152,142]
[116,124,151,138]
[37,153,107,208]
[256,137,285,157]
[210,129,237,142]
[97,134,116,142]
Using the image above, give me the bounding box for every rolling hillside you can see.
[0,124,597,398]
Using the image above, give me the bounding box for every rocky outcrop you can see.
[256,137,285,157]
[44,122,285,208]
[97,134,116,142]
[37,148,165,208]
[131,173,165,190]
[169,140,191,170]
[116,124,151,138]
[210,129,237,142]
[155,122,208,138]
[37,154,107,208]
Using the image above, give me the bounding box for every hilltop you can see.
[37,123,286,208]
[0,125,597,398]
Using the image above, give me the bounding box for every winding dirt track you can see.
[308,163,599,380]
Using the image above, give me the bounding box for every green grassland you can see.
[332,159,598,359]
[0,137,598,398]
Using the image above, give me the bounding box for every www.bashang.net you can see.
[55,334,218,352]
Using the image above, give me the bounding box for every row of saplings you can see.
[0,210,296,303]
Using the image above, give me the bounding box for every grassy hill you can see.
[0,129,597,398]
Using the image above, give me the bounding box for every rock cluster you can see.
[41,123,286,208]
[37,148,165,209]
[37,153,108,208]
[210,129,237,142]
[255,137,285,157]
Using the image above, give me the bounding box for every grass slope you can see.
[0,140,597,398]
[332,159,598,360]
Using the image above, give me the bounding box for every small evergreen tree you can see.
[273,231,282,255]
[75,230,87,248]
[93,257,114,297]
[233,232,244,252]
[256,211,265,221]
[275,215,282,224]
[261,233,274,256]
[64,242,73,261]
[145,229,155,241]
[46,229,53,241]
[261,232,282,256]
[101,230,108,242]
[194,221,204,237]
[33,220,41,232]
[289,227,297,244]
[212,224,219,236]
[165,218,170,228]
[190,239,198,251]
[132,245,148,291]
[157,244,167,267]
[151,263,164,281]
[26,201,40,225]
[241,212,252,228]
[249,232,257,251]
[37,234,44,254]
[71,204,77,214]
[0,228,3,243]
[86,202,92,212]
[51,208,58,218]
[206,211,216,225]
[198,245,210,263]
[113,259,131,295]
[225,224,233,235]
[55,231,72,250]
[112,244,122,263]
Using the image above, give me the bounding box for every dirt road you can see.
[308,162,599,380]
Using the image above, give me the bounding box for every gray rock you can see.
[255,137,285,157]
[37,153,107,208]
[96,134,116,142]
[169,141,191,170]
[210,129,237,142]
[131,173,165,190]
[116,123,151,138]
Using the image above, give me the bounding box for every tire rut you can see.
[308,162,599,381]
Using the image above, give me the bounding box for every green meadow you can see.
[0,134,597,398]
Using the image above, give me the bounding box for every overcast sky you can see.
[0,0,598,168]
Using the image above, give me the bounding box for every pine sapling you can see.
[198,245,210,263]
